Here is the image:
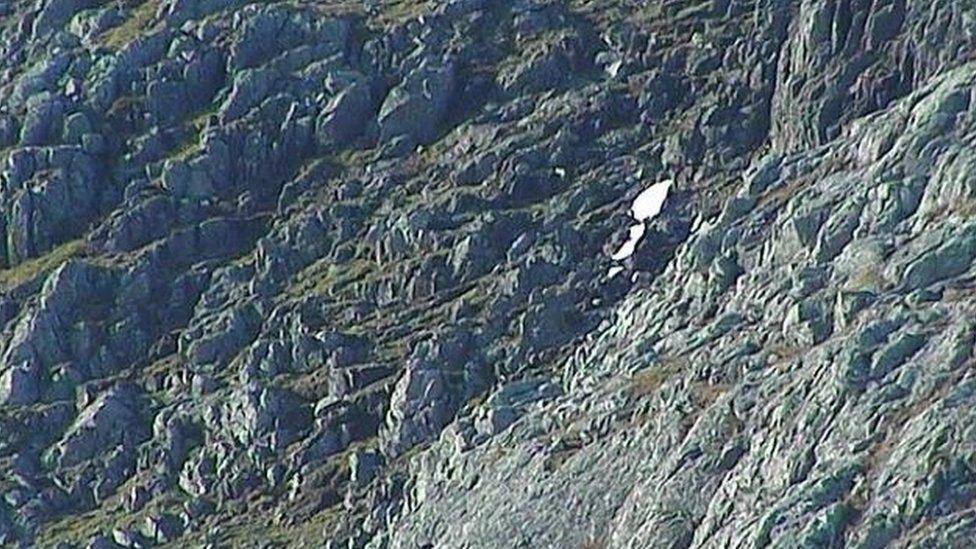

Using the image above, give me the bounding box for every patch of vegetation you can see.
[166,133,203,163]
[335,147,376,170]
[630,356,688,398]
[767,342,803,363]
[161,103,221,163]
[34,484,189,548]
[35,508,112,547]
[845,266,888,292]
[942,285,975,302]
[100,1,163,50]
[690,380,731,408]
[0,239,86,290]
[287,258,377,299]
[632,1,664,20]
[108,94,145,112]
[543,445,582,472]
[197,504,341,548]
[580,537,608,549]
[366,0,436,29]
[757,177,808,208]
[303,0,364,15]
[187,103,219,131]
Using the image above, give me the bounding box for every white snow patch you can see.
[611,223,646,261]
[631,180,672,221]
[605,59,624,78]
[601,179,674,284]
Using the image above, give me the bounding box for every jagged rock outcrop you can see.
[1,0,976,547]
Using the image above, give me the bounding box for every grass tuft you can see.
[0,239,86,290]
[100,1,162,50]
[630,356,688,398]
[845,267,888,292]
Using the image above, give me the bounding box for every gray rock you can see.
[378,58,457,147]
[899,224,976,291]
[475,378,562,436]
[49,384,147,467]
[86,534,122,549]
[1,147,104,265]
[110,527,146,549]
[316,78,378,149]
[0,362,43,406]
[0,113,19,147]
[62,112,93,145]
[349,449,383,488]
[32,0,103,38]
[498,43,572,95]
[20,94,66,146]
[3,1,976,547]
[227,5,350,71]
[220,67,280,121]
[140,513,183,544]
[382,332,487,456]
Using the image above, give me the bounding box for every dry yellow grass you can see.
[691,380,732,408]
[846,267,888,292]
[630,356,688,398]
[0,239,86,290]
[100,1,162,49]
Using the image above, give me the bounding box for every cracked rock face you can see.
[1,0,976,547]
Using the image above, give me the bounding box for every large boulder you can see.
[48,384,148,467]
[378,58,457,149]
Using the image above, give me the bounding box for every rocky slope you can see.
[1,0,976,547]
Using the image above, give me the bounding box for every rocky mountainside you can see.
[2,0,976,547]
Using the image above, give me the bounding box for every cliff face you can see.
[1,1,976,547]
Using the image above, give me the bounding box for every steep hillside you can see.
[1,0,976,547]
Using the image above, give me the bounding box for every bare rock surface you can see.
[1,0,976,547]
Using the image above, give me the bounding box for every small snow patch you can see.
[611,223,646,261]
[602,180,674,282]
[631,180,672,221]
